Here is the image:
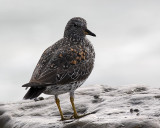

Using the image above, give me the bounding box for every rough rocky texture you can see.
[1,85,160,128]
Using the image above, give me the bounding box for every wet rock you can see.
[0,85,160,128]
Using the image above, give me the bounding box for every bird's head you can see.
[64,17,96,40]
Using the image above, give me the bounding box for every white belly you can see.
[43,80,85,95]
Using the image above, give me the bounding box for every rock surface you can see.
[1,85,160,128]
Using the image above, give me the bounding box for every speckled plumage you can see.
[29,37,95,95]
[22,17,96,120]
[23,17,95,96]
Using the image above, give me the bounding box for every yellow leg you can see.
[70,96,90,119]
[70,96,79,118]
[55,96,68,121]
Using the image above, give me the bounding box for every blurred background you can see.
[0,0,160,102]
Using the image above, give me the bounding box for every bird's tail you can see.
[23,87,46,100]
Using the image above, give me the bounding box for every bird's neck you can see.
[64,33,85,43]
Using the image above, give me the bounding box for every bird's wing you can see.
[24,42,93,87]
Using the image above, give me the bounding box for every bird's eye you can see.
[74,24,78,27]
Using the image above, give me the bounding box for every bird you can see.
[22,17,96,120]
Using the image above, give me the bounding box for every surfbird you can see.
[22,17,96,120]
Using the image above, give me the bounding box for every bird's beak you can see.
[84,28,96,37]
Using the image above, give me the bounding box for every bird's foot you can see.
[70,113,91,119]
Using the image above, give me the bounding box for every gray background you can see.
[0,0,160,102]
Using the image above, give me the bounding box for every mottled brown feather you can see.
[25,37,95,87]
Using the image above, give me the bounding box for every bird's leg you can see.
[55,95,68,121]
[70,96,79,118]
[70,92,90,119]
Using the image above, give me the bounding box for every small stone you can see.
[134,109,139,112]
[34,97,44,102]
[130,108,133,113]
[94,95,99,99]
